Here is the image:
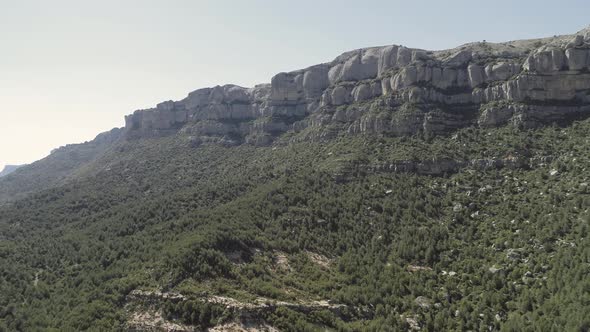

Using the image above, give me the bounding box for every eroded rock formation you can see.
[124,27,590,144]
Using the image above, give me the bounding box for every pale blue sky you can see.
[1,0,588,169]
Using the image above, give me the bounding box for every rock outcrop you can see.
[124,27,590,144]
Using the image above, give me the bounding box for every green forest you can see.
[0,119,589,331]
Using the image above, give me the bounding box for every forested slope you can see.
[0,119,588,331]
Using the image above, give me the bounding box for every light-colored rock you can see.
[270,72,303,103]
[378,45,399,76]
[125,27,590,143]
[392,66,418,90]
[352,83,373,102]
[331,85,351,106]
[415,296,432,309]
[303,65,330,99]
[489,266,503,274]
[224,85,250,103]
[565,48,589,71]
[397,47,413,67]
[443,50,472,67]
[485,62,520,81]
[468,64,485,87]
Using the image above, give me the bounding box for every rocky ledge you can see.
[124,27,590,145]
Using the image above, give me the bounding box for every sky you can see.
[1,0,589,170]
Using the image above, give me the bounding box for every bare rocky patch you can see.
[127,309,192,331]
[305,251,332,268]
[272,251,292,272]
[125,290,356,331]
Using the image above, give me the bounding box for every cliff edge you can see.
[124,27,590,145]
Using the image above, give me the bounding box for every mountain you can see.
[0,128,123,204]
[0,28,589,331]
[0,165,23,178]
[124,27,590,144]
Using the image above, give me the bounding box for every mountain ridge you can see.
[123,27,590,145]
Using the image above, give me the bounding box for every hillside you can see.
[0,165,22,178]
[0,128,122,204]
[0,28,589,331]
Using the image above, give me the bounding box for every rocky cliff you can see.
[124,27,590,144]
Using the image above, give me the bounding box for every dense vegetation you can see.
[0,119,589,331]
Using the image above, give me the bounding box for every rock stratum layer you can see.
[125,27,590,144]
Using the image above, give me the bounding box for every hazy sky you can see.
[1,0,589,170]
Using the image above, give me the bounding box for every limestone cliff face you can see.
[124,27,590,144]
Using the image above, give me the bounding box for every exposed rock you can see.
[402,314,421,331]
[126,290,363,331]
[208,322,279,332]
[415,296,432,309]
[272,252,292,272]
[123,27,590,144]
[488,266,503,274]
[306,251,332,268]
[565,48,589,71]
[271,72,303,104]
[407,265,433,272]
[468,64,485,87]
[352,83,373,102]
[302,65,330,99]
[506,248,523,260]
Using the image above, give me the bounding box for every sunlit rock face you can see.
[125,27,590,143]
